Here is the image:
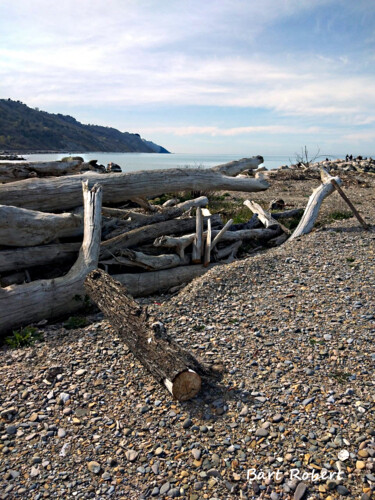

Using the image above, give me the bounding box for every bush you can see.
[5,326,42,348]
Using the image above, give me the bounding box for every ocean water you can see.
[22,152,294,172]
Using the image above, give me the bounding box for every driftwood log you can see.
[114,264,218,297]
[0,242,80,273]
[0,205,83,246]
[0,157,267,212]
[85,269,206,400]
[0,160,83,183]
[100,214,222,258]
[0,182,102,336]
[289,169,342,240]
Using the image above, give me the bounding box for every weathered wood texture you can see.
[0,159,269,212]
[0,205,83,246]
[211,156,263,175]
[100,214,222,258]
[0,242,80,273]
[100,249,189,271]
[0,160,82,183]
[113,264,218,297]
[289,169,342,240]
[0,182,102,336]
[85,269,204,400]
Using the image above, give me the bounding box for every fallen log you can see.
[113,264,218,297]
[289,169,342,240]
[0,242,80,273]
[176,196,208,210]
[154,234,195,259]
[153,226,279,256]
[100,214,222,259]
[100,249,189,271]
[0,182,102,336]
[0,158,269,212]
[213,240,242,262]
[85,269,206,400]
[0,160,82,183]
[211,156,263,175]
[204,219,212,267]
[0,205,83,247]
[243,200,291,234]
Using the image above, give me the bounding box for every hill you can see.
[0,99,169,153]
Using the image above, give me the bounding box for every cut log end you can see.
[165,369,202,401]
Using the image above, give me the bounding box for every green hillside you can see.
[0,99,169,153]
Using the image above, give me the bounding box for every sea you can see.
[19,152,315,172]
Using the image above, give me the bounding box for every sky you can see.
[1,0,375,155]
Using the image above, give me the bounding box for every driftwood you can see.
[0,242,80,273]
[100,214,222,259]
[0,158,268,212]
[0,205,83,247]
[330,179,370,230]
[176,196,208,210]
[211,156,263,175]
[243,200,291,234]
[211,219,233,249]
[0,182,102,336]
[192,208,203,264]
[0,160,82,183]
[85,269,207,400]
[114,264,218,297]
[100,249,189,271]
[204,219,212,267]
[213,240,242,262]
[154,234,195,259]
[289,169,342,240]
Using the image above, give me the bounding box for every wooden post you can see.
[211,219,233,250]
[330,179,370,231]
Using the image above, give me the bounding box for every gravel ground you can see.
[0,170,374,500]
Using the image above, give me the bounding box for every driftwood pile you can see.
[0,157,367,338]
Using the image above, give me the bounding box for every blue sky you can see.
[1,0,375,155]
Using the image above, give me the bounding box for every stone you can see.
[182,418,192,429]
[87,461,101,474]
[160,482,170,495]
[255,428,269,437]
[294,482,307,500]
[125,450,138,462]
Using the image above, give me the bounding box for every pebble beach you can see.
[0,166,374,500]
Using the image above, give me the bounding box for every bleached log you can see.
[100,249,189,271]
[204,219,212,267]
[85,269,205,401]
[176,196,208,210]
[154,234,195,259]
[114,264,218,297]
[192,208,203,264]
[0,159,269,212]
[201,208,212,217]
[0,205,83,247]
[211,156,263,176]
[154,226,279,255]
[213,240,242,262]
[100,214,222,258]
[211,219,233,250]
[0,182,102,336]
[289,169,343,240]
[243,200,291,234]
[0,242,80,273]
[0,161,82,183]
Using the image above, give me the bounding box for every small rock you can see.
[294,482,307,500]
[87,461,101,474]
[125,450,138,462]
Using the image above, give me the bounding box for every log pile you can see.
[1,155,364,336]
